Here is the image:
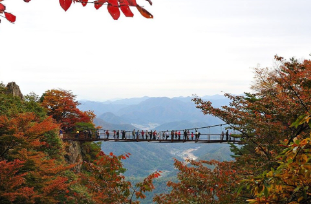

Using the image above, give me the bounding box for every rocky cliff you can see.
[5,82,23,99]
[64,141,83,172]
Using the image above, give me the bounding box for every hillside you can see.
[94,118,136,130]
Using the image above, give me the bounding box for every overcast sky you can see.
[1,0,310,101]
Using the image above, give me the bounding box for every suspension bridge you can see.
[62,124,243,144]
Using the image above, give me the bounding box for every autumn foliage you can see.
[0,159,35,202]
[0,84,159,203]
[247,134,311,203]
[80,151,161,203]
[185,56,311,203]
[149,55,311,203]
[154,159,241,203]
[0,0,152,24]
[40,89,93,130]
[2,55,311,203]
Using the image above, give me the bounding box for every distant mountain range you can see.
[79,95,230,131]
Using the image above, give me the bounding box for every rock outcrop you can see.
[6,82,23,99]
[64,141,83,172]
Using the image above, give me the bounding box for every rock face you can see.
[64,141,83,172]
[6,82,23,99]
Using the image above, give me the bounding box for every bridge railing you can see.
[63,130,241,143]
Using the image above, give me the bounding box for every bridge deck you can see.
[62,137,242,144]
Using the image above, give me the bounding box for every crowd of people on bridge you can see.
[63,128,234,142]
[96,129,203,141]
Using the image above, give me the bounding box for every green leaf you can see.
[294,186,300,192]
[264,186,268,198]
[290,114,307,128]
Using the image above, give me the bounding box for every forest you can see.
[1,55,311,203]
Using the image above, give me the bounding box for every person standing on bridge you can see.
[195,129,198,141]
[178,131,181,140]
[157,131,160,140]
[184,130,188,141]
[136,130,139,140]
[191,132,194,140]
[116,130,119,139]
[113,130,116,139]
[198,131,201,140]
[106,130,109,139]
[132,129,135,139]
[141,130,145,140]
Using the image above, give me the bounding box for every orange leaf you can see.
[136,4,152,18]
[146,0,152,5]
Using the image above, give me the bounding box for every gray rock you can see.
[64,141,83,172]
[6,82,23,99]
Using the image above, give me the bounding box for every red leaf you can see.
[120,5,133,17]
[136,4,153,18]
[108,0,118,6]
[24,0,31,2]
[94,0,107,9]
[59,0,72,11]
[107,4,120,20]
[127,0,136,6]
[81,0,88,6]
[118,0,129,6]
[0,3,5,13]
[109,152,113,156]
[4,12,16,23]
